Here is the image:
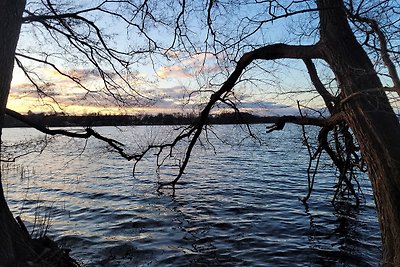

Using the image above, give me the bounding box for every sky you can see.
[8,54,308,116]
[7,1,326,117]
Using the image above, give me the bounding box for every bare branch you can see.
[340,86,400,105]
[14,57,65,112]
[297,101,322,203]
[346,10,400,95]
[207,0,215,37]
[303,59,336,112]
[266,115,324,133]
[157,43,324,187]
[5,108,136,161]
[15,53,91,91]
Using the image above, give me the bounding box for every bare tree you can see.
[1,0,400,265]
[0,0,171,265]
[117,0,400,264]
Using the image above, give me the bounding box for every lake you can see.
[2,124,381,266]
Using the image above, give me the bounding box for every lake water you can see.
[2,125,381,266]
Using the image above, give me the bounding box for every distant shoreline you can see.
[3,112,280,128]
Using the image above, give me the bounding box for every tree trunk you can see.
[317,0,400,265]
[0,1,39,266]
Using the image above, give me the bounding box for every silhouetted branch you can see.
[266,115,328,133]
[303,59,337,112]
[295,102,323,202]
[346,8,400,95]
[5,108,137,161]
[158,43,324,188]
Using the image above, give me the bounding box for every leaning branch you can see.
[5,108,135,160]
[303,59,337,112]
[265,112,344,133]
[5,108,200,177]
[367,20,400,90]
[347,11,400,94]
[161,43,324,187]
[266,116,326,133]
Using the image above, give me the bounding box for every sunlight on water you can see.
[2,125,381,266]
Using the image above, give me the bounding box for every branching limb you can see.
[266,116,323,132]
[158,43,324,188]
[218,96,260,142]
[303,59,337,112]
[14,57,65,112]
[1,138,51,162]
[297,101,323,203]
[346,11,400,95]
[265,99,363,205]
[5,108,135,161]
[318,122,363,206]
[18,1,159,107]
[206,0,215,37]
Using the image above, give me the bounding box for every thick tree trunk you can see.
[0,1,40,266]
[0,2,25,127]
[317,1,400,265]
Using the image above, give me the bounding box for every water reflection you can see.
[303,199,381,266]
[2,125,381,266]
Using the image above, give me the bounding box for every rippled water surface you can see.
[3,125,381,266]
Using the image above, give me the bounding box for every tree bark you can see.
[0,1,39,266]
[317,0,400,265]
[0,0,26,129]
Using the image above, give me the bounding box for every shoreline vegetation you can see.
[4,112,280,128]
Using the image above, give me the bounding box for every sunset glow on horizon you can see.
[8,0,325,118]
[9,53,307,117]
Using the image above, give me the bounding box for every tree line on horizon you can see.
[3,111,280,128]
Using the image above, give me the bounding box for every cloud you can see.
[9,56,301,116]
[156,53,223,79]
[240,101,298,115]
[157,65,193,79]
[7,85,300,116]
